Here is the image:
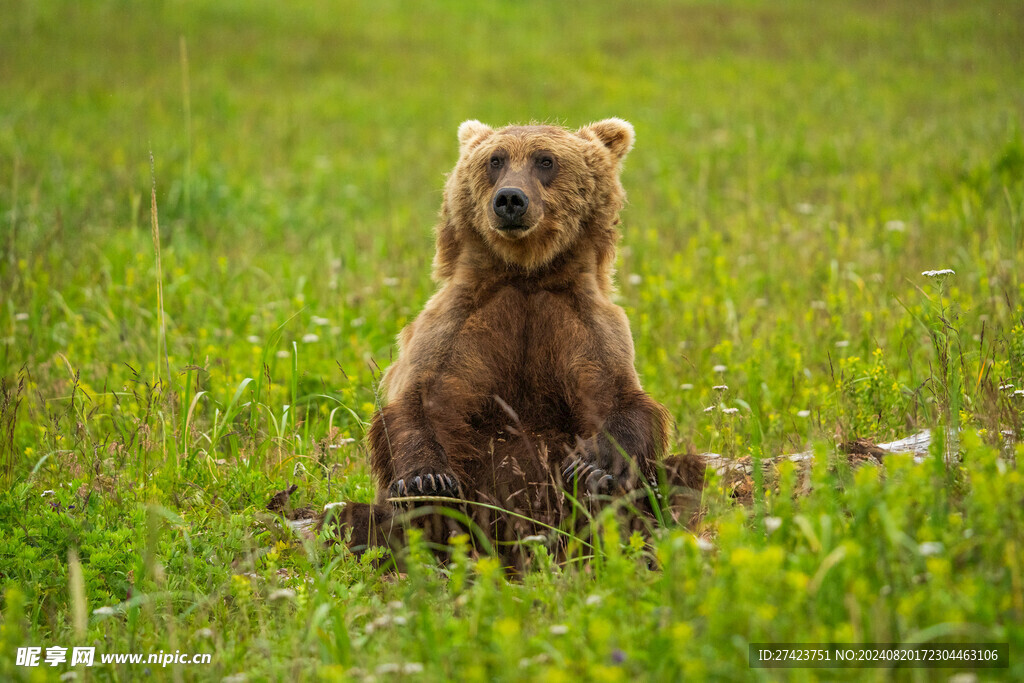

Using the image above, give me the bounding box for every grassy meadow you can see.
[2,0,1024,679]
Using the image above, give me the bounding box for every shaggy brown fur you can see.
[327,119,704,561]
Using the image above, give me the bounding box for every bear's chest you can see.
[472,284,589,358]
[462,286,594,424]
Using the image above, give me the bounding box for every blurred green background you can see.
[2,0,1023,461]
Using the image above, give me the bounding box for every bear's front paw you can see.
[389,468,463,500]
[561,457,615,495]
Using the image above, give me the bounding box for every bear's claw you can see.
[389,470,462,500]
[562,458,615,495]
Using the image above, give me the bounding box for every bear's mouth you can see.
[496,224,530,234]
[490,218,537,238]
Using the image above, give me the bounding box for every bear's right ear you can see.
[457,120,494,152]
[576,118,635,163]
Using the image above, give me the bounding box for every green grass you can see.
[2,0,1023,679]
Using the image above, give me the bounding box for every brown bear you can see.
[327,119,704,560]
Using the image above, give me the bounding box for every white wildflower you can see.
[627,273,642,285]
[921,269,955,278]
[712,364,727,373]
[14,312,29,321]
[382,277,401,287]
[703,406,715,413]
[680,383,694,390]
[301,333,319,343]
[275,350,289,359]
[246,335,261,345]
[401,663,424,674]
[586,594,602,606]
[520,535,547,544]
[797,410,811,418]
[712,385,728,391]
[92,606,116,616]
[998,384,1013,391]
[268,588,296,601]
[884,220,906,232]
[549,624,569,635]
[835,340,850,348]
[947,674,977,683]
[367,615,393,633]
[764,517,783,534]
[721,407,739,415]
[311,316,329,326]
[351,317,365,327]
[1013,390,1024,398]
[918,542,944,556]
[695,537,714,552]
[194,627,214,639]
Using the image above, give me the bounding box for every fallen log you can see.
[702,429,937,479]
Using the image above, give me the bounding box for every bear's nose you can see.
[492,187,529,226]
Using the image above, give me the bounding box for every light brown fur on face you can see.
[329,120,703,563]
[433,119,633,289]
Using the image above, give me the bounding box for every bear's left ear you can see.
[577,118,635,162]
[458,120,494,152]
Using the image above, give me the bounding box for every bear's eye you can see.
[537,156,554,169]
[490,156,504,169]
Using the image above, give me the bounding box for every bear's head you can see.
[434,119,635,281]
